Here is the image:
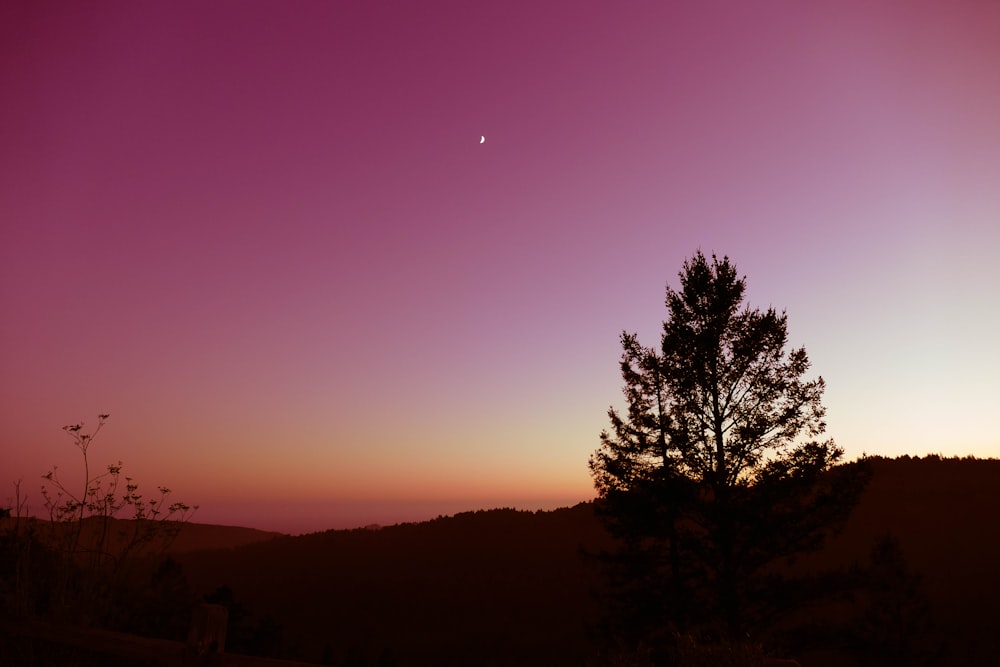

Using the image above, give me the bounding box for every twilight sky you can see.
[2,1,999,534]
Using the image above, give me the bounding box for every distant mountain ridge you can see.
[163,520,286,553]
[0,515,285,555]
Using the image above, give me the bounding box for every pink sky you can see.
[2,1,999,533]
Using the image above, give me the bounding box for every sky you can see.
[2,1,998,534]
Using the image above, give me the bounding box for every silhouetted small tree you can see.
[845,533,941,666]
[589,251,870,658]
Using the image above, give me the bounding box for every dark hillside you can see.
[165,521,285,553]
[179,504,610,666]
[799,456,1000,665]
[177,457,1000,666]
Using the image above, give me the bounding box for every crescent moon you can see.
[480,136,485,144]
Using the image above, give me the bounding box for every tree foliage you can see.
[589,251,870,654]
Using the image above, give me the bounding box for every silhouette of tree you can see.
[846,533,941,666]
[589,251,870,655]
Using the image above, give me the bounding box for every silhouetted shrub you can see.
[845,533,942,666]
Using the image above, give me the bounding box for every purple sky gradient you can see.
[2,1,999,533]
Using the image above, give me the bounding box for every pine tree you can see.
[589,251,870,652]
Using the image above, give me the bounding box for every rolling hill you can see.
[169,456,1000,666]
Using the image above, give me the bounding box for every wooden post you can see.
[185,603,228,662]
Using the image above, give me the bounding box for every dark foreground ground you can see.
[3,456,997,666]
